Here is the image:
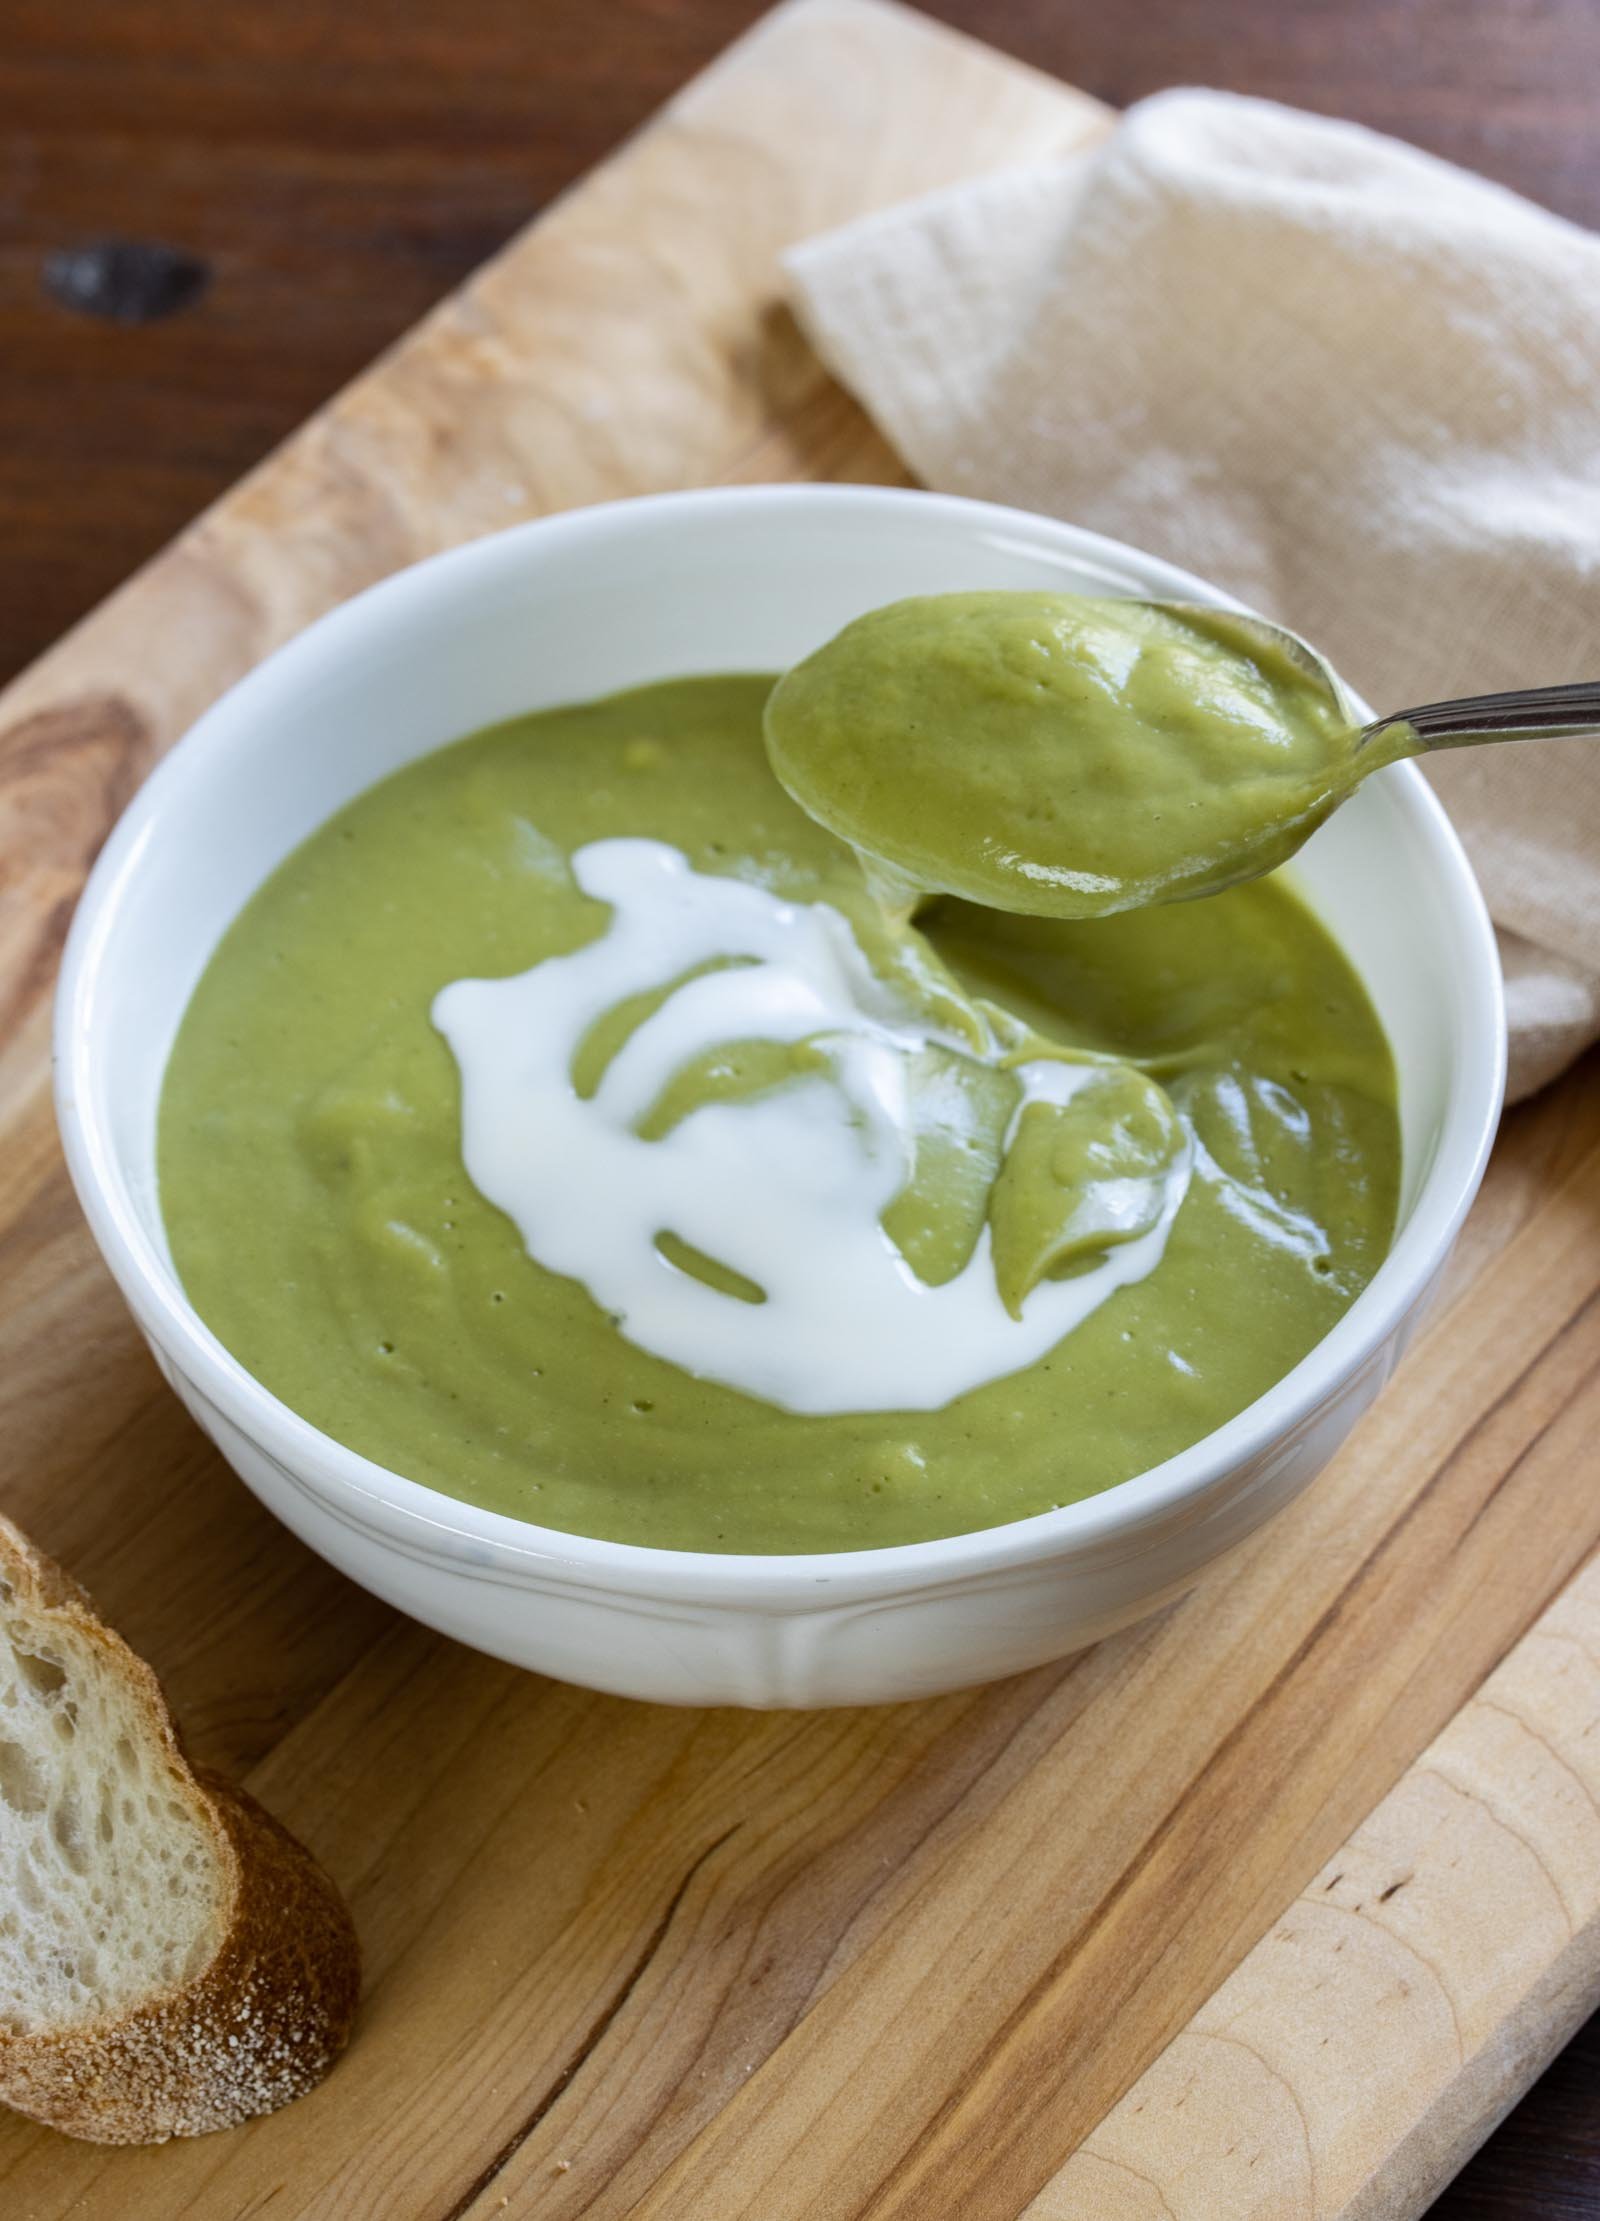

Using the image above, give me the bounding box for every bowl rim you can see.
[55,482,1507,1605]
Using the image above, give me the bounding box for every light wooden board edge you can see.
[1031,1550,1600,2220]
[0,3,1595,2214]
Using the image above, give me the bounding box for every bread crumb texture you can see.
[0,1516,359,2141]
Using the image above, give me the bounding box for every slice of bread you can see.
[0,1512,359,2142]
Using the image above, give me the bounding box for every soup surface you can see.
[159,674,1399,1552]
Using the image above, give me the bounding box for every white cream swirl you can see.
[433,839,1189,1414]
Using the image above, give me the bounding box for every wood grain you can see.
[7,0,1600,699]
[1036,1554,1600,2220]
[1,4,1598,2217]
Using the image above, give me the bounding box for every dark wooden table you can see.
[4,1,1598,2209]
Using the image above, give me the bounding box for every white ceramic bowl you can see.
[56,486,1505,1707]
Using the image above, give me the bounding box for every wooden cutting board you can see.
[2,3,1598,2214]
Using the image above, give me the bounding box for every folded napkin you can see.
[787,90,1600,1101]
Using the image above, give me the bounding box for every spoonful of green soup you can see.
[763,590,1596,918]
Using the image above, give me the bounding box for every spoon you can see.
[763,590,1597,920]
[1162,603,1600,760]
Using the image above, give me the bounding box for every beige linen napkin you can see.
[787,90,1600,1100]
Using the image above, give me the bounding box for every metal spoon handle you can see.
[1365,678,1600,752]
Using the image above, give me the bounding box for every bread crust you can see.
[0,1514,360,2143]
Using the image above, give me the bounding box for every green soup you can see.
[764,593,1403,916]
[159,675,1399,1553]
